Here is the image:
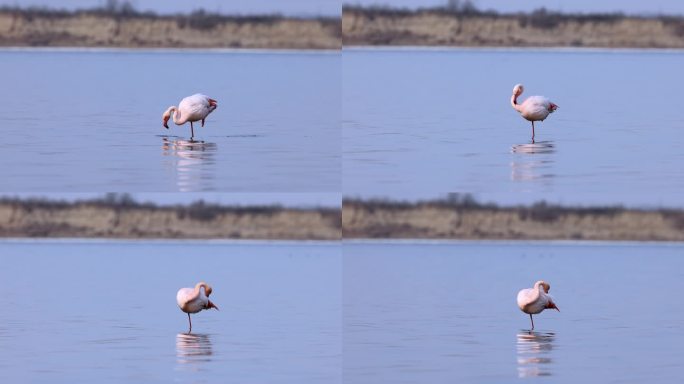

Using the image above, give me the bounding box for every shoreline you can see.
[0,237,339,244]
[343,198,684,242]
[0,46,340,53]
[0,198,341,240]
[3,197,683,241]
[343,238,684,246]
[0,10,341,49]
[343,7,684,49]
[343,45,684,53]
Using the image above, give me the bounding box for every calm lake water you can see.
[343,48,684,206]
[0,240,341,383]
[0,49,340,192]
[344,241,684,383]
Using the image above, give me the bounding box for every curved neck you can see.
[194,282,208,298]
[534,281,549,294]
[165,106,180,125]
[511,93,523,112]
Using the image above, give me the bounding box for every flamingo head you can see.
[207,299,219,311]
[513,84,524,97]
[535,280,551,293]
[162,111,171,129]
[196,281,213,296]
[162,106,176,129]
[208,98,218,108]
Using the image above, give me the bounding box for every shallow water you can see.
[343,48,684,206]
[344,241,684,383]
[0,49,340,192]
[0,240,341,383]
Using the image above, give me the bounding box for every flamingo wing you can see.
[520,96,554,121]
[178,94,217,121]
[517,287,544,313]
[177,287,203,311]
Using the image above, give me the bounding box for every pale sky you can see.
[0,0,341,16]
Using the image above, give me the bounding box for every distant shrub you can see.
[518,7,626,30]
[442,0,479,15]
[661,17,684,37]
[662,210,684,229]
[177,9,223,30]
[517,201,625,222]
[102,0,135,16]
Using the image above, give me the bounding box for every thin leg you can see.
[530,314,535,331]
[188,313,192,333]
[201,118,205,127]
[190,122,195,138]
[531,121,536,143]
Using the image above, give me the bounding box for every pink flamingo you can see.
[517,280,559,331]
[162,94,218,138]
[511,84,558,142]
[176,282,219,333]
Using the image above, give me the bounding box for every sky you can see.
[0,0,341,16]
[347,0,684,15]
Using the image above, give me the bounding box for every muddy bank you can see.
[0,9,340,49]
[343,198,684,241]
[0,198,341,240]
[343,7,684,48]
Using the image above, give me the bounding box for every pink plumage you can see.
[517,280,559,331]
[511,84,558,142]
[176,281,219,333]
[162,93,218,138]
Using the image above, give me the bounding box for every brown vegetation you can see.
[343,196,684,241]
[0,195,341,240]
[4,195,683,241]
[0,5,340,49]
[343,6,684,48]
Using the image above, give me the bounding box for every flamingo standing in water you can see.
[517,280,559,331]
[162,94,218,138]
[177,282,219,333]
[511,84,558,143]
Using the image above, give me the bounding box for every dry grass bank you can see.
[343,197,684,241]
[0,8,340,49]
[343,7,684,48]
[0,197,341,240]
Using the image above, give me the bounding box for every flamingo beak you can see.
[207,300,219,311]
[163,116,170,129]
[548,302,560,312]
[208,99,217,107]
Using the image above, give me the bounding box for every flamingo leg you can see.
[201,118,205,127]
[531,121,536,143]
[530,314,535,331]
[190,122,195,138]
[188,313,192,334]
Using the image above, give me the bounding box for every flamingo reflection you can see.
[161,137,217,191]
[510,141,555,182]
[176,333,213,370]
[516,331,555,378]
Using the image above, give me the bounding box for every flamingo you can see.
[517,280,559,331]
[162,94,218,138]
[511,84,558,143]
[177,281,219,333]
